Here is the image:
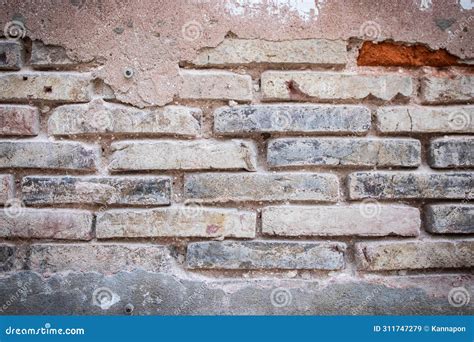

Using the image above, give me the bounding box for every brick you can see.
[0,175,14,204]
[27,244,173,274]
[0,209,92,240]
[184,173,339,203]
[261,71,413,101]
[426,204,473,234]
[186,241,346,270]
[214,104,371,134]
[96,208,256,238]
[0,244,20,272]
[0,41,22,70]
[0,141,98,171]
[190,38,347,66]
[30,41,78,68]
[22,176,170,206]
[49,100,201,137]
[348,172,473,199]
[377,106,474,133]
[178,70,252,101]
[355,241,474,271]
[0,105,39,136]
[262,205,420,237]
[420,75,474,104]
[109,140,257,171]
[268,138,420,168]
[429,137,474,168]
[0,73,91,102]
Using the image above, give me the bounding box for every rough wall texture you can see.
[0,0,473,315]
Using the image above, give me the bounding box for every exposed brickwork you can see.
[0,37,472,315]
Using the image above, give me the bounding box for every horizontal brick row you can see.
[267,138,420,168]
[189,38,347,66]
[355,240,473,271]
[0,105,39,136]
[22,176,171,205]
[49,100,202,137]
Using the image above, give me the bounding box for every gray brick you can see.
[109,140,257,171]
[268,138,420,168]
[348,172,473,199]
[186,241,346,270]
[0,209,92,240]
[179,70,252,101]
[96,208,256,238]
[30,41,79,68]
[0,41,22,70]
[377,106,474,133]
[0,73,91,102]
[355,241,474,271]
[0,105,39,136]
[214,104,371,134]
[262,205,420,237]
[429,137,474,168]
[184,173,339,203]
[27,244,173,274]
[0,175,14,204]
[426,204,473,234]
[49,100,201,137]
[421,75,474,104]
[21,176,171,206]
[190,38,347,66]
[0,141,98,171]
[0,244,20,272]
[261,71,413,101]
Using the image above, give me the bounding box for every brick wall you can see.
[0,38,472,315]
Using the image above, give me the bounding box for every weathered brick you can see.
[186,241,346,270]
[49,100,201,136]
[178,70,252,101]
[27,244,173,273]
[0,73,91,102]
[0,105,39,136]
[0,141,98,171]
[426,204,473,234]
[261,71,413,101]
[0,244,20,272]
[429,137,474,168]
[0,175,14,204]
[109,140,257,171]
[22,176,170,205]
[0,41,22,70]
[214,104,371,134]
[268,138,420,168]
[30,41,79,68]
[377,106,474,133]
[355,241,474,271]
[420,75,474,104]
[184,173,339,203]
[96,208,256,238]
[348,172,473,199]
[0,209,92,240]
[190,38,347,66]
[262,205,420,237]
